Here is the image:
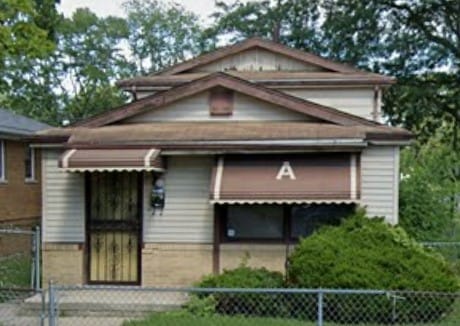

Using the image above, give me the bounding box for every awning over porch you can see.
[59,148,164,172]
[210,153,360,204]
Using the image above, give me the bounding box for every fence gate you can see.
[87,172,142,284]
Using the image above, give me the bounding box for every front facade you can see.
[37,38,411,286]
[0,109,49,228]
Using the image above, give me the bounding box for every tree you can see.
[399,138,460,241]
[0,0,55,62]
[56,8,133,122]
[210,0,459,145]
[123,0,205,74]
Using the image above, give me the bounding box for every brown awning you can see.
[59,148,164,172]
[210,153,360,204]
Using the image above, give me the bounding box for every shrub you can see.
[194,265,285,317]
[287,210,459,323]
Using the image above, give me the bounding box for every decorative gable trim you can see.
[73,72,378,128]
[154,37,378,76]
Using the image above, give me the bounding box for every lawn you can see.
[123,299,460,326]
[0,254,31,288]
[123,310,460,326]
[123,313,312,326]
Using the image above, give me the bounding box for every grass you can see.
[122,298,460,326]
[123,313,312,326]
[0,254,31,288]
[123,312,460,326]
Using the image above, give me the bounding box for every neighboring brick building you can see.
[0,108,49,227]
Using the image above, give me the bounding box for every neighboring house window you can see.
[25,145,36,181]
[0,140,5,181]
[223,204,354,242]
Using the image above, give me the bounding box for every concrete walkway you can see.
[1,288,188,325]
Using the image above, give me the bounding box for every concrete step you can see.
[21,290,187,317]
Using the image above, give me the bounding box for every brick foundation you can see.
[41,242,291,287]
[42,243,84,286]
[142,243,213,286]
[219,244,290,273]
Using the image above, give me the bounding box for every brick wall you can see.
[41,242,292,287]
[219,243,289,273]
[142,243,213,286]
[0,139,41,226]
[42,243,84,286]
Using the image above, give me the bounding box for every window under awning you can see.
[59,148,164,172]
[210,153,360,204]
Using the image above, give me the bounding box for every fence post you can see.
[317,289,324,326]
[48,280,56,326]
[40,290,46,326]
[33,226,41,291]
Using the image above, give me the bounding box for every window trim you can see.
[0,140,6,182]
[25,145,36,182]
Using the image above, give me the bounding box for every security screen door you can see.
[87,172,142,284]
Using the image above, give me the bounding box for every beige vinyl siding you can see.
[42,149,85,242]
[360,146,399,224]
[284,88,375,121]
[143,156,214,243]
[190,48,325,73]
[123,92,310,123]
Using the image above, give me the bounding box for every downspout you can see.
[373,86,382,123]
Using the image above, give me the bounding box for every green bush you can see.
[194,265,285,317]
[287,210,459,323]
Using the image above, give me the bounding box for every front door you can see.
[87,172,142,284]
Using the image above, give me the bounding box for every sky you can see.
[58,0,255,24]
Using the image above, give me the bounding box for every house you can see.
[35,38,412,286]
[0,108,49,227]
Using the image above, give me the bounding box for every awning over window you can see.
[59,148,164,172]
[210,153,360,204]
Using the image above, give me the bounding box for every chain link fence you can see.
[0,226,43,325]
[46,284,460,326]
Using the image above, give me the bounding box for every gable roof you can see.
[0,108,50,137]
[74,72,379,128]
[154,37,384,77]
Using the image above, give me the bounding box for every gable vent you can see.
[209,88,234,116]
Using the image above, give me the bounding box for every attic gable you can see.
[187,47,329,73]
[74,72,378,128]
[121,87,314,123]
[155,37,366,76]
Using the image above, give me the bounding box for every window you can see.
[290,204,354,239]
[0,140,5,181]
[226,205,284,240]
[222,204,354,242]
[25,145,36,181]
